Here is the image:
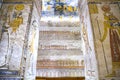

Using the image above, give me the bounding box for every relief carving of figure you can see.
[100,5,120,76]
[0,4,24,69]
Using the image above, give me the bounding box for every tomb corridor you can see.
[0,0,120,80]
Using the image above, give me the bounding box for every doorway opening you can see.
[36,0,85,79]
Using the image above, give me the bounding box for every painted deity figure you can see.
[0,4,24,69]
[100,5,120,76]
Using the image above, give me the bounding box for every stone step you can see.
[40,17,80,27]
[36,68,84,77]
[0,69,19,76]
[39,40,82,50]
[37,59,84,67]
[38,49,83,56]
[37,55,84,61]
[39,27,81,32]
[39,31,81,40]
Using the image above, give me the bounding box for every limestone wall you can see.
[24,3,40,80]
[79,0,99,80]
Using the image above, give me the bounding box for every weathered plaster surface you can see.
[0,3,31,70]
[79,0,99,80]
[24,3,40,80]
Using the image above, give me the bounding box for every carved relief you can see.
[100,4,120,77]
[0,4,30,70]
[89,1,120,78]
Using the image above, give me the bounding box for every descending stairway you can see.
[37,23,84,77]
[0,69,22,80]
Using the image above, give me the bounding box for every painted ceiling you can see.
[42,0,78,17]
[41,0,79,22]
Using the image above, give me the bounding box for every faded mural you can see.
[0,3,31,70]
[42,0,78,17]
[40,0,80,28]
[40,0,80,25]
[0,1,40,80]
[89,1,120,79]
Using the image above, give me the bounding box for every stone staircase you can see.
[0,69,22,80]
[37,24,84,77]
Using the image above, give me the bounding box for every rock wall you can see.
[79,0,99,80]
[24,3,40,80]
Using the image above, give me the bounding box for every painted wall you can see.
[0,3,31,70]
[88,1,120,79]
[0,1,41,79]
[41,0,79,23]
[79,0,99,80]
